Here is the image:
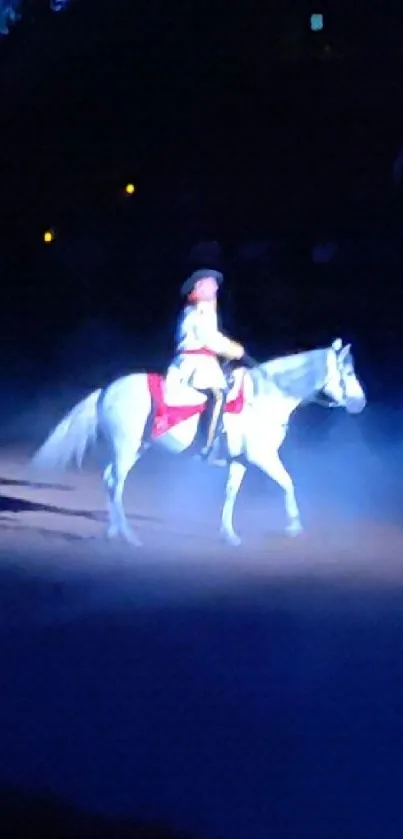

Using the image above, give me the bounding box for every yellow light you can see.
[125,183,136,195]
[43,229,55,243]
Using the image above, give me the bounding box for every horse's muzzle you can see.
[345,394,366,414]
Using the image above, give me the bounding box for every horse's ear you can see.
[339,343,351,362]
[332,338,343,352]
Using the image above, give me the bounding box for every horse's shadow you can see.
[0,492,161,532]
[0,494,96,518]
[0,477,73,492]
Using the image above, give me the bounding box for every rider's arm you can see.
[195,304,244,360]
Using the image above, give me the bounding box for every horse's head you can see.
[321,338,366,413]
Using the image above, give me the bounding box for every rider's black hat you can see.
[180,268,224,297]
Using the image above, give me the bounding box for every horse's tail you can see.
[31,389,102,472]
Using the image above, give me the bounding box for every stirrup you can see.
[200,436,227,467]
[199,443,214,460]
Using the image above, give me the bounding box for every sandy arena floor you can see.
[1,444,403,839]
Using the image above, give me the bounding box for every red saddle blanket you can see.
[147,373,246,438]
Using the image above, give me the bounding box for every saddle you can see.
[147,365,246,441]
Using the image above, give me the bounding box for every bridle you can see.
[313,351,349,408]
[223,349,351,407]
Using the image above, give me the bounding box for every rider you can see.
[173,268,245,462]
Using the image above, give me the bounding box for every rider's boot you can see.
[200,388,227,466]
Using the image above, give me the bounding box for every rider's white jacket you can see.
[177,302,230,354]
[173,301,228,390]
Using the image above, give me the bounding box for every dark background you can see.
[0,0,402,390]
[1,3,403,839]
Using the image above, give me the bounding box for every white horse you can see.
[31,338,366,547]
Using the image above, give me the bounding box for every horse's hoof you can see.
[221,529,242,547]
[286,519,303,538]
[105,526,142,547]
[123,531,143,548]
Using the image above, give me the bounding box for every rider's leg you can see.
[200,387,226,459]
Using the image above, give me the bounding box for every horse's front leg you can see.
[220,459,246,546]
[252,449,303,536]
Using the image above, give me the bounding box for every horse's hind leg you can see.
[103,437,144,546]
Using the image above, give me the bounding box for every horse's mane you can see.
[252,348,329,400]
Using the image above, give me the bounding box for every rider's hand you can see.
[230,341,245,361]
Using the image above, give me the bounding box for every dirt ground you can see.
[1,444,403,586]
[0,441,402,611]
[2,444,403,839]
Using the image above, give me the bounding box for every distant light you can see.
[125,183,136,195]
[43,229,55,244]
[310,13,324,32]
